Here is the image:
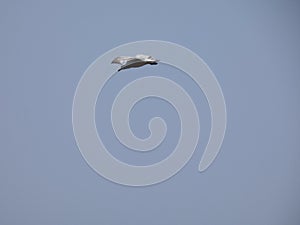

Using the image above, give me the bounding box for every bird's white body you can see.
[112,54,159,71]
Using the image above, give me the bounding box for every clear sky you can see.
[1,1,300,225]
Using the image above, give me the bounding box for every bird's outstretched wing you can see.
[135,54,156,62]
[111,56,134,65]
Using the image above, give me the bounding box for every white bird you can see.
[111,54,159,71]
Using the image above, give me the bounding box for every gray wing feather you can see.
[111,56,134,65]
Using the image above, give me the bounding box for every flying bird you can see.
[111,54,159,72]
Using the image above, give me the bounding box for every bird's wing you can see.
[135,54,156,62]
[111,56,134,65]
[125,58,144,65]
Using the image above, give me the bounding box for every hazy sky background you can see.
[1,1,300,225]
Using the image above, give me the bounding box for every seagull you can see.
[111,54,159,72]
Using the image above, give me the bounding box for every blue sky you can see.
[1,1,300,224]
